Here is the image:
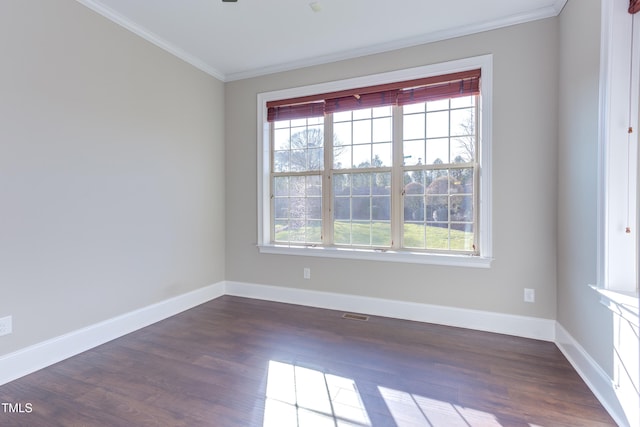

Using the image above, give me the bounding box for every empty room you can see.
[0,0,638,426]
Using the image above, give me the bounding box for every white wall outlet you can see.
[303,267,311,279]
[0,316,12,336]
[524,288,535,303]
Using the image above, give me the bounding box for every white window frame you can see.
[257,55,493,268]
[595,0,639,297]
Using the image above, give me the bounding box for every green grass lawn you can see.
[275,221,473,250]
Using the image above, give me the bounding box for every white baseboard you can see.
[224,281,557,341]
[555,323,629,427]
[2,279,627,426]
[0,282,226,386]
[3,279,630,426]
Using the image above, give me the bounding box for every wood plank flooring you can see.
[0,296,615,426]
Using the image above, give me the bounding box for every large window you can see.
[258,56,492,267]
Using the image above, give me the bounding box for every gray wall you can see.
[0,0,226,356]
[225,18,559,319]
[557,0,613,372]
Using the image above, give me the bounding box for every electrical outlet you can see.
[524,288,535,303]
[303,267,311,279]
[0,316,12,336]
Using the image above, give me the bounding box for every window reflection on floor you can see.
[263,360,551,427]
[264,360,371,427]
[378,386,502,426]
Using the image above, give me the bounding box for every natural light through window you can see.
[258,55,493,267]
[263,361,371,427]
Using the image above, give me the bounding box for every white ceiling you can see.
[77,0,567,81]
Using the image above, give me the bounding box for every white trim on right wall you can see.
[596,0,640,296]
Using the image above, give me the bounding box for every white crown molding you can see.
[553,0,569,14]
[225,3,566,81]
[75,0,226,81]
[76,0,566,82]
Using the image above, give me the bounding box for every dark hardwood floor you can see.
[0,296,615,426]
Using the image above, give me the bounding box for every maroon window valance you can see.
[266,69,481,122]
[631,0,640,14]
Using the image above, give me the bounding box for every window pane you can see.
[274,176,288,196]
[403,223,425,248]
[272,173,323,245]
[274,120,290,129]
[403,103,425,114]
[334,173,350,195]
[372,117,392,142]
[451,167,474,190]
[404,195,425,221]
[289,198,305,218]
[306,197,322,219]
[334,197,350,220]
[403,140,425,166]
[274,198,289,219]
[289,176,305,196]
[306,175,322,195]
[274,150,290,172]
[451,137,474,163]
[333,111,352,122]
[426,225,449,250]
[353,120,371,145]
[273,118,325,173]
[372,106,392,117]
[274,128,290,151]
[352,198,371,220]
[373,173,391,194]
[451,95,474,109]
[333,171,391,248]
[404,114,425,140]
[334,122,352,146]
[426,138,449,165]
[306,220,322,242]
[426,99,449,112]
[451,195,473,222]
[426,111,449,139]
[351,222,372,245]
[353,109,371,120]
[333,222,351,245]
[372,196,390,220]
[372,143,391,167]
[352,173,371,195]
[352,144,371,168]
[372,222,391,246]
[290,150,306,171]
[334,146,351,169]
[307,148,323,170]
[450,223,474,251]
[450,108,475,137]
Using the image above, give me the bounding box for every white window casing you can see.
[257,55,493,267]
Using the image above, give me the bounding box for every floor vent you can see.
[342,313,369,321]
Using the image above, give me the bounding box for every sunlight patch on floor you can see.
[378,386,503,427]
[264,360,371,427]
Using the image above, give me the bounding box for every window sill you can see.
[589,285,639,328]
[258,244,493,268]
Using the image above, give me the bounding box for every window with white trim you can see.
[258,56,493,267]
[596,0,639,296]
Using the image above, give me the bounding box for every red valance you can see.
[631,0,640,14]
[266,69,481,122]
